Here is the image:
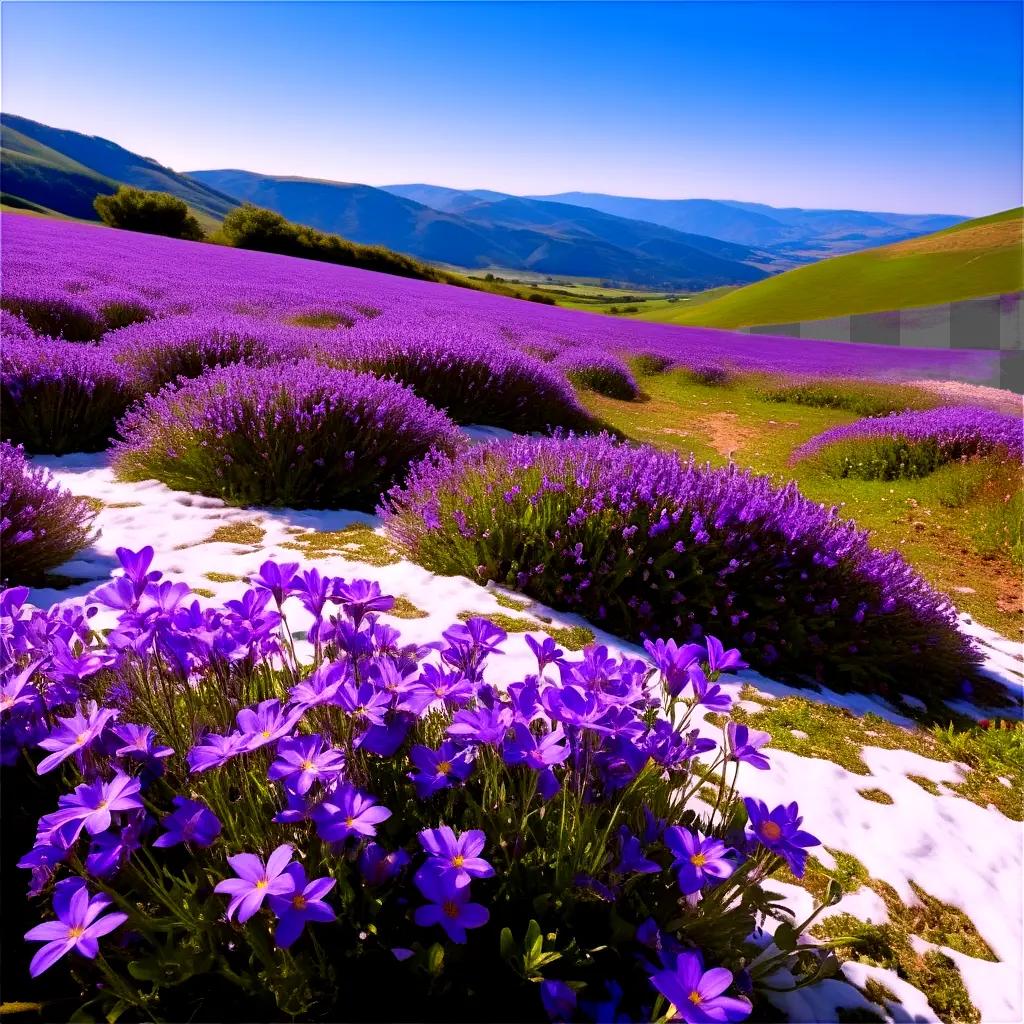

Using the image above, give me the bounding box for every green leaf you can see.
[773,922,799,952]
[428,942,445,977]
[825,879,844,907]
[500,927,517,962]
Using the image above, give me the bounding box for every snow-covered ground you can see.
[26,452,1024,1024]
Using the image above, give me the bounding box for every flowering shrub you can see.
[104,313,299,392]
[632,352,674,375]
[382,434,978,696]
[794,406,1024,480]
[0,442,97,583]
[3,549,842,1021]
[112,361,465,510]
[1,338,141,454]
[554,349,640,400]
[1,308,40,341]
[322,335,598,432]
[1,284,106,341]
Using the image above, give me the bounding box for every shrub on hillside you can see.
[112,361,465,510]
[322,335,598,433]
[217,204,449,283]
[632,351,674,375]
[0,442,97,583]
[0,309,39,341]
[104,313,298,392]
[94,186,205,241]
[382,434,979,697]
[1,338,140,454]
[762,379,937,418]
[3,550,837,1021]
[1,284,105,341]
[554,348,640,400]
[794,406,1024,480]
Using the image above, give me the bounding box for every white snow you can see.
[24,453,1024,1024]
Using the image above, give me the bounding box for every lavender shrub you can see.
[553,348,640,400]
[112,360,466,510]
[104,313,306,392]
[0,442,97,583]
[1,338,141,454]
[382,434,978,697]
[321,333,598,432]
[794,405,1024,479]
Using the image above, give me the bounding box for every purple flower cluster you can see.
[794,405,1024,467]
[1,547,825,1020]
[553,348,640,401]
[0,442,97,584]
[382,433,979,695]
[112,360,466,510]
[1,212,1005,387]
[104,312,307,391]
[321,330,597,432]
[1,337,140,454]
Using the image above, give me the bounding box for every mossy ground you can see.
[456,610,595,652]
[281,523,401,567]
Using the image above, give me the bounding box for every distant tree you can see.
[94,187,205,240]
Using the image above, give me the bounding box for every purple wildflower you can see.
[267,863,336,948]
[648,950,751,1022]
[413,870,489,944]
[312,784,392,842]
[664,827,735,895]
[36,701,119,775]
[744,798,821,877]
[214,844,295,923]
[153,797,221,848]
[416,826,494,889]
[726,723,771,770]
[24,878,128,977]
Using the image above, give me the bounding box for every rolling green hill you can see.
[1,113,239,224]
[637,207,1023,328]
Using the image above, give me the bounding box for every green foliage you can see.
[631,352,674,375]
[810,437,948,481]
[216,204,452,283]
[761,380,936,418]
[976,489,1024,566]
[94,186,206,240]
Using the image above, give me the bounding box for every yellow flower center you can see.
[761,821,783,841]
[76,732,88,744]
[301,759,314,770]
[256,879,268,889]
[345,816,355,827]
[437,761,452,774]
[442,900,460,919]
[452,855,465,868]
[261,730,271,739]
[68,926,85,939]
[688,990,702,1005]
[690,853,707,867]
[292,894,307,910]
[434,688,445,697]
[98,800,109,810]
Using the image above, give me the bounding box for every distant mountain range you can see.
[0,112,969,289]
[395,185,965,261]
[188,171,773,289]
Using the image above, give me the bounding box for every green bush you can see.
[761,379,935,417]
[94,187,205,241]
[217,205,450,283]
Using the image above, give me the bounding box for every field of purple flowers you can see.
[1,212,1022,1023]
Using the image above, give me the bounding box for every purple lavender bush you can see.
[793,405,1024,479]
[0,443,97,583]
[104,313,300,392]
[1,338,141,454]
[321,334,599,432]
[3,549,841,1021]
[1,284,106,341]
[0,309,40,341]
[553,348,640,400]
[382,434,978,696]
[112,360,465,510]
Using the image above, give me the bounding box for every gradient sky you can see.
[2,1,1021,215]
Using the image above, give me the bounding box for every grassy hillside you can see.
[636,207,1023,328]
[1,113,239,222]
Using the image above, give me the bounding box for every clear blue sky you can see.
[2,1,1020,215]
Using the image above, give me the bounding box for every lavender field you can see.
[2,212,1022,1024]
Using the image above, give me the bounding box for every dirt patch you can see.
[884,217,1021,257]
[906,379,1023,416]
[693,412,762,458]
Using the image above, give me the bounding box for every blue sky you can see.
[2,2,1020,215]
